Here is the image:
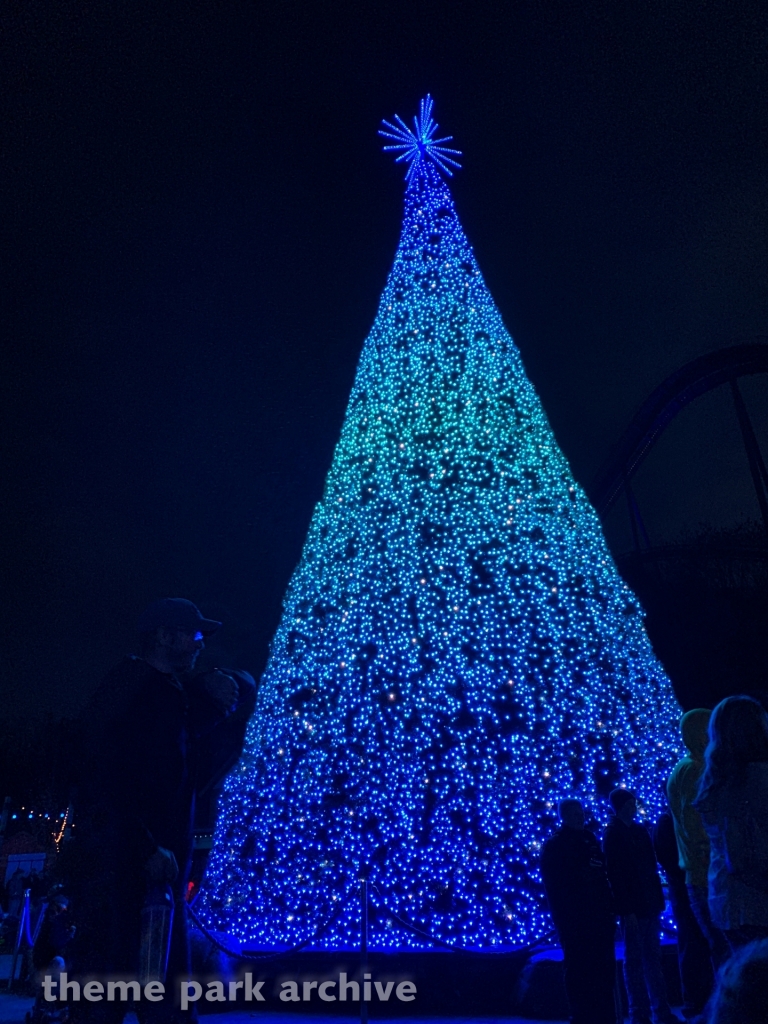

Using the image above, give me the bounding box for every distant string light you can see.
[201,97,681,950]
[53,807,70,850]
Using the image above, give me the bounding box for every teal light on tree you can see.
[201,96,681,950]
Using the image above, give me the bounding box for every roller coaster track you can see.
[590,342,768,541]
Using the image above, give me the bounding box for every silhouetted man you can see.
[604,789,678,1024]
[66,598,257,1024]
[541,798,618,1024]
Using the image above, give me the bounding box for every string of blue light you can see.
[200,97,682,951]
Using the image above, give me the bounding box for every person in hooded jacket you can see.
[694,695,768,952]
[667,708,729,969]
[540,797,617,1024]
[653,805,713,1020]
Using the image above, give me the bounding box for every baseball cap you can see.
[137,598,222,636]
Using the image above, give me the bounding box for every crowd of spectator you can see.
[541,694,768,1024]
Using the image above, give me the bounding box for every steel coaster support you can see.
[730,377,768,540]
[624,474,652,552]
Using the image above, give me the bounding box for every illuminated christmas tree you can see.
[202,97,681,950]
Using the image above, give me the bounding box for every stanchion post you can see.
[359,868,369,1024]
[7,889,30,991]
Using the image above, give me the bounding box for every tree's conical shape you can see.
[202,132,681,950]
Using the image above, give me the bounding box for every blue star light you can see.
[379,94,462,181]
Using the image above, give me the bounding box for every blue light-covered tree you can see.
[202,97,681,950]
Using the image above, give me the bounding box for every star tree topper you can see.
[379,94,462,180]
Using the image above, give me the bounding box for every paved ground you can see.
[0,997,33,1023]
[199,1016,567,1024]
[1,994,686,1024]
[0,997,571,1024]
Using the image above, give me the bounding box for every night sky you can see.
[2,0,767,726]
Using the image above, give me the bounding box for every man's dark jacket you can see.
[540,826,615,937]
[66,656,256,977]
[74,657,256,865]
[653,811,687,900]
[603,816,665,917]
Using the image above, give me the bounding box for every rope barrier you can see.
[369,883,554,957]
[185,892,349,962]
[185,875,550,961]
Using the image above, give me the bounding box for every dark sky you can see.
[2,0,767,725]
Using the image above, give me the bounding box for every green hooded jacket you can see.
[667,708,711,888]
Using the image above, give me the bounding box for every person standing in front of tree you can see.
[694,696,768,952]
[66,598,257,1024]
[604,789,679,1024]
[541,797,618,1024]
[667,708,729,970]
